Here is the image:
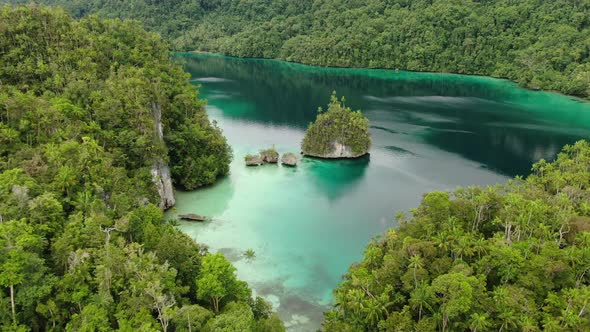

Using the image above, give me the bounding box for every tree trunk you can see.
[156,306,168,332]
[10,284,16,325]
[187,311,192,332]
[49,307,56,328]
[212,297,220,313]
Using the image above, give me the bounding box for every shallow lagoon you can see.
[171,54,590,331]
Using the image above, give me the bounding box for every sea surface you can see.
[170,53,590,331]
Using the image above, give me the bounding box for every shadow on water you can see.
[304,155,370,201]
[419,126,577,177]
[365,94,590,176]
[383,145,417,156]
[181,54,527,128]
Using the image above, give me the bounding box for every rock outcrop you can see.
[152,161,175,209]
[301,93,371,159]
[245,154,264,166]
[151,101,175,209]
[260,147,279,163]
[281,152,299,166]
[303,141,365,159]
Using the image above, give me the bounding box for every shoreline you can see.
[182,50,589,103]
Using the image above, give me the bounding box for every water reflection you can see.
[304,155,370,201]
[179,53,590,178]
[174,53,590,331]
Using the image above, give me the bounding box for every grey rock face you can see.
[281,152,299,166]
[152,161,175,209]
[304,141,367,159]
[151,102,175,209]
[260,147,279,163]
[262,154,279,163]
[245,155,264,166]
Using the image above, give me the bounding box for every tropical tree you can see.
[196,253,249,313]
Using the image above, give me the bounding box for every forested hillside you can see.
[4,0,590,97]
[0,5,283,331]
[2,3,590,332]
[324,141,590,331]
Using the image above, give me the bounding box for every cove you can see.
[170,53,590,331]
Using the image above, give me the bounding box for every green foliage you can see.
[168,120,232,190]
[0,220,46,326]
[197,253,250,313]
[66,304,112,332]
[255,314,286,332]
[302,93,370,157]
[0,3,231,190]
[243,249,256,261]
[171,304,214,331]
[324,140,590,331]
[204,301,256,332]
[10,0,590,98]
[0,5,279,331]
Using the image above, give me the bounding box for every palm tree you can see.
[410,283,432,320]
[469,312,491,332]
[56,165,77,197]
[453,235,474,261]
[344,288,366,325]
[472,237,488,259]
[519,315,539,332]
[498,310,518,331]
[434,231,451,254]
[364,298,387,328]
[408,254,424,289]
[74,190,95,218]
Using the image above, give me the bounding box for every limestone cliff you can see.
[151,161,175,209]
[151,102,175,209]
[304,141,365,159]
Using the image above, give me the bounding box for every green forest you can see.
[0,5,282,331]
[1,2,590,332]
[4,0,590,97]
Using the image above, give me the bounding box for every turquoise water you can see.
[172,54,590,331]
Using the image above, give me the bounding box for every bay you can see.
[171,53,590,331]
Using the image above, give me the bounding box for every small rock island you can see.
[281,152,299,166]
[260,147,279,163]
[301,93,371,158]
[245,146,284,166]
[245,154,264,166]
[245,147,300,167]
